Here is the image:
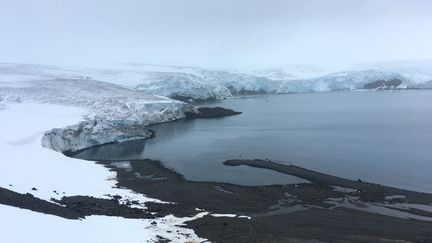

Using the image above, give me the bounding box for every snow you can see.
[0,74,45,88]
[242,64,333,81]
[0,78,191,126]
[0,205,207,243]
[0,102,207,242]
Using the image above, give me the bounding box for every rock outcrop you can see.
[185,107,241,119]
[364,78,403,90]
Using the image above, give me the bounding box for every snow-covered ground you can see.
[0,204,208,243]
[0,102,207,242]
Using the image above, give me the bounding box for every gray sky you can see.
[1,0,432,68]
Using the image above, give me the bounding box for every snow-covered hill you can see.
[0,71,196,152]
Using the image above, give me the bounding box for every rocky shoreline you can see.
[184,106,242,119]
[91,159,432,242]
[3,157,432,242]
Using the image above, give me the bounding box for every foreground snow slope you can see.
[0,102,206,243]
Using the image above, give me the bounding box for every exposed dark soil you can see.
[185,107,242,119]
[3,158,432,242]
[188,208,432,243]
[0,187,82,219]
[224,159,432,204]
[94,159,432,242]
[0,187,155,220]
[52,196,154,219]
[100,159,286,216]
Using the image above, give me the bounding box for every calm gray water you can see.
[74,90,432,192]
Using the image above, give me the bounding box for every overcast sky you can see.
[1,0,432,68]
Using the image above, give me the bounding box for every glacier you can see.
[1,62,431,105]
[0,76,197,152]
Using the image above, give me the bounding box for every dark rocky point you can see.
[364,78,403,89]
[112,195,122,200]
[170,94,217,103]
[185,107,241,119]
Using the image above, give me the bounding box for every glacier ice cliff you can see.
[0,77,197,152]
[41,119,155,153]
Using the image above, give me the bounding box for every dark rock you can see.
[0,187,81,219]
[232,89,266,95]
[186,209,432,243]
[364,78,403,89]
[226,86,268,95]
[31,187,37,191]
[170,95,217,103]
[155,235,170,243]
[185,107,241,119]
[53,195,154,219]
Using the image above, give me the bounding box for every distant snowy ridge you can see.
[1,62,431,103]
[277,69,407,93]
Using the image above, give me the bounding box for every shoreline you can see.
[103,158,432,242]
[3,157,432,242]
